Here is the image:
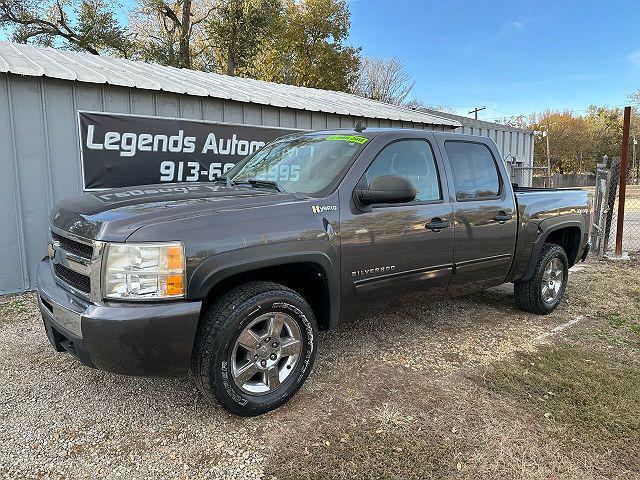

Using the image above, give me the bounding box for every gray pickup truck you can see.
[37,128,592,416]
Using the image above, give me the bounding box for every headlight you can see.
[103,242,185,300]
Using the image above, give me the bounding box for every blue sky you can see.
[3,0,638,120]
[347,0,640,119]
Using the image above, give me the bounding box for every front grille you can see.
[54,263,91,294]
[51,231,93,259]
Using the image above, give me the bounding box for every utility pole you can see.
[468,106,486,120]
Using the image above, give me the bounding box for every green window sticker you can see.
[325,135,368,144]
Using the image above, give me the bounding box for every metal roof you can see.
[420,108,530,133]
[0,41,459,127]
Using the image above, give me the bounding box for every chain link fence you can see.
[505,162,549,187]
[591,157,640,255]
[505,155,640,255]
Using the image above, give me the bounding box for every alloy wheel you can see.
[541,257,564,303]
[230,312,302,395]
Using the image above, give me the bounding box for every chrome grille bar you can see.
[49,226,104,302]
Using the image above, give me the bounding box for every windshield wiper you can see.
[211,176,236,187]
[238,179,283,192]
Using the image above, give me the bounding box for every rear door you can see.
[435,136,517,293]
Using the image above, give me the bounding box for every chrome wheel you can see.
[231,312,302,396]
[541,258,564,303]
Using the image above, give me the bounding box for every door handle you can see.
[494,211,513,223]
[426,218,451,232]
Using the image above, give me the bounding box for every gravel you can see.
[0,293,266,479]
[0,262,604,479]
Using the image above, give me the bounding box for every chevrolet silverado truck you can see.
[37,128,592,416]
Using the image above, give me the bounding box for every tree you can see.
[494,115,529,129]
[352,57,414,105]
[403,99,457,114]
[206,0,281,77]
[528,110,588,174]
[129,0,215,69]
[257,0,361,92]
[0,0,130,56]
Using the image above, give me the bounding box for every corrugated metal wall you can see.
[457,124,534,166]
[0,73,454,294]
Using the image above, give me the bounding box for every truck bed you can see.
[508,187,592,282]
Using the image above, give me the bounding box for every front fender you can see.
[187,240,341,329]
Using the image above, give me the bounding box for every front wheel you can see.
[191,281,318,416]
[514,244,569,315]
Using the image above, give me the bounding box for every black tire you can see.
[191,281,318,416]
[514,244,569,315]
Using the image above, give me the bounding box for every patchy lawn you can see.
[487,346,640,472]
[266,257,640,480]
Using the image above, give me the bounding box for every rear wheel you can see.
[192,281,318,416]
[514,244,569,315]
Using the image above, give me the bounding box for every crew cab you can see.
[37,128,592,416]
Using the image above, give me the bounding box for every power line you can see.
[468,106,486,120]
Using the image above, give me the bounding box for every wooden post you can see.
[615,106,631,255]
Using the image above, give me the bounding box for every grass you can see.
[0,294,35,322]
[600,312,640,335]
[485,344,640,471]
[264,257,640,479]
[269,420,460,480]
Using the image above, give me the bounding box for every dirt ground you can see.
[1,257,639,479]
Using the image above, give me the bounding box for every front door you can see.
[439,139,517,294]
[340,137,454,307]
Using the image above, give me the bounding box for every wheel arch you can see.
[521,218,583,282]
[188,244,340,332]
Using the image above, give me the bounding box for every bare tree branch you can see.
[351,56,414,105]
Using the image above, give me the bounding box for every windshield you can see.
[226,134,369,196]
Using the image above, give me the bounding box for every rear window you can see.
[445,141,501,200]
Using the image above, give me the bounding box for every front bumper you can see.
[37,259,202,376]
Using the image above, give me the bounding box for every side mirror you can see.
[356,175,416,205]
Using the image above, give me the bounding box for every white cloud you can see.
[629,51,640,65]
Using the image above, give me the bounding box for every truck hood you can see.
[50,183,301,241]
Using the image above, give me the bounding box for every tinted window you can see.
[445,141,501,200]
[228,134,368,196]
[364,140,441,203]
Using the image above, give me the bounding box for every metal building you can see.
[0,41,460,294]
[422,109,536,185]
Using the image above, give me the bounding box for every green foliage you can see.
[528,107,640,173]
[1,0,363,92]
[206,0,281,76]
[256,0,361,92]
[129,0,217,70]
[0,0,129,55]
